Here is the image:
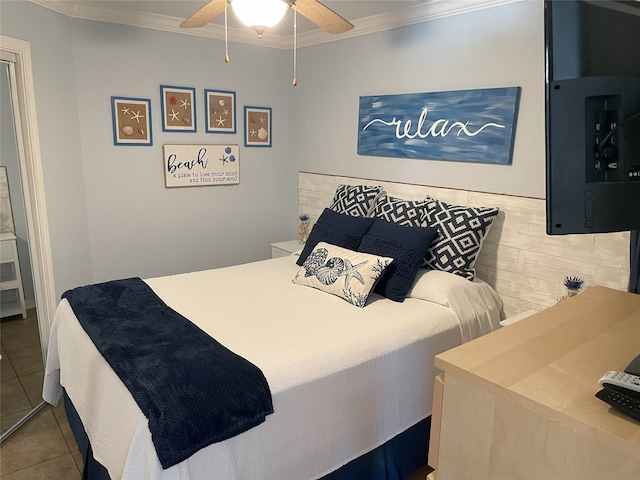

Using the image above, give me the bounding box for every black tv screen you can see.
[545,0,640,234]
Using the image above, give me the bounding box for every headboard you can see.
[298,171,630,318]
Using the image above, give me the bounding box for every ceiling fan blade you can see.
[180,0,227,28]
[294,0,354,34]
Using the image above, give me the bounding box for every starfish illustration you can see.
[120,106,130,115]
[130,110,144,123]
[258,116,265,124]
[223,109,230,116]
[250,128,257,137]
[180,99,190,109]
[216,116,226,127]
[340,259,367,287]
[169,109,180,121]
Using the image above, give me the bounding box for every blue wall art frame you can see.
[111,96,152,146]
[205,89,236,134]
[160,85,196,133]
[357,87,521,165]
[244,106,272,147]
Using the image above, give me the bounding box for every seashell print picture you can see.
[111,96,152,146]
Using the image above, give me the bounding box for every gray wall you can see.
[0,1,92,298]
[70,21,293,282]
[289,0,544,198]
[0,0,545,297]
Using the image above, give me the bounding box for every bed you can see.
[42,177,510,479]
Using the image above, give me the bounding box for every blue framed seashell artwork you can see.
[160,85,196,133]
[111,96,152,146]
[244,106,272,147]
[205,89,236,134]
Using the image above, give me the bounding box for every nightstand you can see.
[499,308,538,327]
[270,240,302,259]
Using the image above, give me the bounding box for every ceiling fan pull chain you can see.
[224,0,230,62]
[292,7,297,86]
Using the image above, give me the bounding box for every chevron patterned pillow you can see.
[423,198,499,281]
[371,195,430,227]
[329,184,382,217]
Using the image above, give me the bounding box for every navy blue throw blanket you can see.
[62,277,274,469]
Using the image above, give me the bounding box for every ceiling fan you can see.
[180,0,354,85]
[180,0,354,37]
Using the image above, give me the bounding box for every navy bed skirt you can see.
[64,391,431,480]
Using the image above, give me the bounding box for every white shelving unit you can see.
[1,232,27,319]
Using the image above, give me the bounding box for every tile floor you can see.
[1,310,82,479]
[0,309,432,480]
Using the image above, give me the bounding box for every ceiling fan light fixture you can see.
[231,0,289,36]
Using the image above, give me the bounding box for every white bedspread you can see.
[43,255,502,480]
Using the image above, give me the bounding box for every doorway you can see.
[0,36,57,442]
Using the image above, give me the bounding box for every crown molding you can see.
[28,0,523,50]
[27,0,291,48]
[296,0,522,48]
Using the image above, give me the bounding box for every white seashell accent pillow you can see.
[292,242,393,308]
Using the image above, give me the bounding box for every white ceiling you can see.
[28,0,521,49]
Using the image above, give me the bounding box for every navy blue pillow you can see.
[296,209,375,266]
[358,219,438,302]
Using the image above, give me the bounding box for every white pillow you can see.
[407,269,504,341]
[293,242,393,308]
[406,269,473,307]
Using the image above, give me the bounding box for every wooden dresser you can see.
[428,286,640,480]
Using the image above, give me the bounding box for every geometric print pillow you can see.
[371,195,429,227]
[329,184,383,217]
[423,198,499,281]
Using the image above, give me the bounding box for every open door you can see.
[0,37,57,443]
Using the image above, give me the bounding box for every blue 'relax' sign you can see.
[357,87,521,165]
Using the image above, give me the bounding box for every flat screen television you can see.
[545,0,640,234]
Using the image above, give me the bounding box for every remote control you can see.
[598,371,640,394]
[624,353,640,376]
[595,387,640,422]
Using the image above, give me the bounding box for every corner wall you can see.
[288,0,544,207]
